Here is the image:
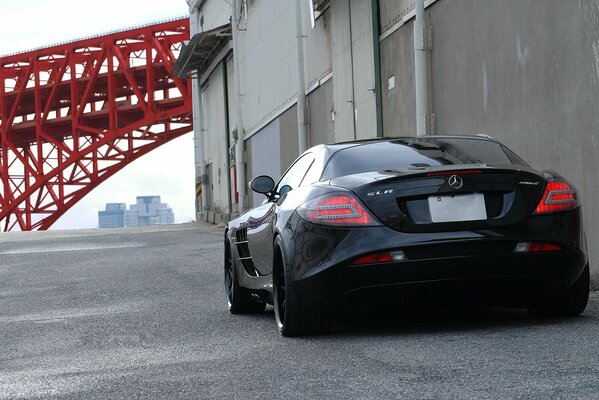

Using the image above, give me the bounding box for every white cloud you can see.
[1,1,189,55]
[0,1,196,230]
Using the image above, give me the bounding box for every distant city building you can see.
[125,196,175,227]
[125,207,139,228]
[98,203,126,228]
[98,196,174,228]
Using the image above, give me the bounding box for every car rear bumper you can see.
[284,211,587,310]
[294,250,586,310]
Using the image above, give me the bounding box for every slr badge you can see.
[367,189,394,196]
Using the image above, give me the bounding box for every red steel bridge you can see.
[0,18,191,231]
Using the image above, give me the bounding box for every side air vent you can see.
[235,228,258,276]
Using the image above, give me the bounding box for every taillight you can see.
[533,180,577,214]
[352,250,407,265]
[514,241,563,253]
[297,192,381,226]
[426,170,482,177]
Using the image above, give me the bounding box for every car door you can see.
[246,153,315,275]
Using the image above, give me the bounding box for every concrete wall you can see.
[308,78,335,146]
[329,0,378,142]
[192,0,336,216]
[245,77,333,208]
[195,1,230,32]
[380,23,416,135]
[239,0,332,135]
[278,103,300,173]
[380,0,416,32]
[245,104,298,208]
[381,0,599,286]
[305,6,333,91]
[200,62,231,213]
[247,117,282,208]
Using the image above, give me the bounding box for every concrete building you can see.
[99,196,174,228]
[125,196,175,227]
[178,0,599,287]
[98,203,126,228]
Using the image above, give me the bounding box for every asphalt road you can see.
[0,223,598,399]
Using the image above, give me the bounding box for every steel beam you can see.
[0,18,192,230]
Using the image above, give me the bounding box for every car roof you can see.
[304,135,501,158]
[332,134,498,146]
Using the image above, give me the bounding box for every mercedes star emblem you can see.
[448,175,463,190]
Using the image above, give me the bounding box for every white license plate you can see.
[428,193,487,223]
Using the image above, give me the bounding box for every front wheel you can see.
[224,239,266,314]
[528,263,590,317]
[272,236,330,336]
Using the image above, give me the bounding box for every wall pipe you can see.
[231,0,247,212]
[295,0,309,153]
[371,0,383,137]
[222,60,233,214]
[190,10,208,212]
[347,0,357,141]
[414,0,429,137]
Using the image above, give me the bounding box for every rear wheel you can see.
[272,236,330,336]
[528,263,590,317]
[224,239,266,314]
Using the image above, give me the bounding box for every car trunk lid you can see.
[330,165,546,232]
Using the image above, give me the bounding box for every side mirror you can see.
[249,175,275,195]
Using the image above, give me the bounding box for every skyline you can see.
[0,1,195,230]
[98,195,175,228]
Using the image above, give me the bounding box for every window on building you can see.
[310,0,330,28]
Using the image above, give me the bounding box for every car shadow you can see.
[327,305,595,337]
[231,295,597,338]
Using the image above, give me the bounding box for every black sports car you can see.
[224,135,589,336]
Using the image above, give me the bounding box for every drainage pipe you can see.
[371,0,383,137]
[295,0,309,153]
[231,0,247,212]
[414,0,429,137]
[190,10,208,212]
[348,1,357,140]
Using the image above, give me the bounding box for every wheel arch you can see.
[272,231,283,270]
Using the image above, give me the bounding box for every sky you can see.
[0,0,196,230]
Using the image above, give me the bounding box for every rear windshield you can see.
[322,138,527,179]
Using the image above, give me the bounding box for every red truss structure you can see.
[0,18,192,231]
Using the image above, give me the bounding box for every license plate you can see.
[428,193,487,223]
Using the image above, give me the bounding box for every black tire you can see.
[224,239,266,314]
[528,263,590,317]
[272,236,331,336]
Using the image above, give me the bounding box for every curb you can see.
[197,211,239,226]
